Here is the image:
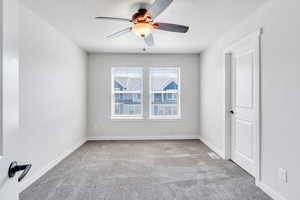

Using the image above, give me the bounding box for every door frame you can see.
[0,0,20,199]
[223,28,262,182]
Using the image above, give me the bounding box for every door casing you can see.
[0,0,20,199]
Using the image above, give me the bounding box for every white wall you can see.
[19,5,87,190]
[199,0,300,199]
[88,53,200,139]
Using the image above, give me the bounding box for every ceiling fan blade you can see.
[95,17,131,22]
[144,34,155,46]
[149,0,173,19]
[154,23,189,33]
[107,27,132,39]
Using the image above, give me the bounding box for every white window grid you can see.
[149,67,181,119]
[111,67,144,119]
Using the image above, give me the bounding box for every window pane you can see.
[113,68,142,91]
[151,68,178,91]
[114,93,142,116]
[150,67,180,118]
[151,93,178,116]
[112,67,143,117]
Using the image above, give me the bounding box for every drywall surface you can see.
[19,5,87,189]
[88,53,200,138]
[199,0,300,199]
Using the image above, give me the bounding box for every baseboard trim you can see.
[87,135,199,141]
[18,135,288,200]
[198,136,225,159]
[19,137,87,192]
[256,181,287,200]
[198,136,287,200]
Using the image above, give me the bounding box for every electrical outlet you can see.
[278,168,288,184]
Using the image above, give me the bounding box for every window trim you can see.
[149,67,181,120]
[111,67,144,119]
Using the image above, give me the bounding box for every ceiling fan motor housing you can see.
[95,0,189,46]
[132,9,153,24]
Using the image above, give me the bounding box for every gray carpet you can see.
[20,140,272,200]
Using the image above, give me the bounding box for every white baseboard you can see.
[19,137,87,192]
[87,135,199,141]
[18,135,287,200]
[198,135,286,200]
[256,181,287,200]
[198,136,225,159]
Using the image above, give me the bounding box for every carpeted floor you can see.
[20,140,272,200]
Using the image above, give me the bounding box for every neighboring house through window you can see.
[149,67,181,119]
[111,67,143,119]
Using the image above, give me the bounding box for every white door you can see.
[230,33,260,176]
[0,0,27,199]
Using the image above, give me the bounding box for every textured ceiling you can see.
[21,0,268,53]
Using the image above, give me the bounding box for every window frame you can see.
[111,67,144,120]
[149,67,181,120]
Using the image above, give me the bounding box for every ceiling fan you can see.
[95,0,189,47]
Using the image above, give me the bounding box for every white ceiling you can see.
[21,0,268,53]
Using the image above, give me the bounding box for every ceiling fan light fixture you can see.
[95,0,189,46]
[132,23,153,37]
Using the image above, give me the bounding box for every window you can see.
[111,67,143,119]
[149,67,181,119]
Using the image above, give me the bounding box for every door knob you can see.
[230,110,235,114]
[8,161,32,182]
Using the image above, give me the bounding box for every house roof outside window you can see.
[115,78,177,91]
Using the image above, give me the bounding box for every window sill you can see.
[111,116,144,121]
[149,116,182,120]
